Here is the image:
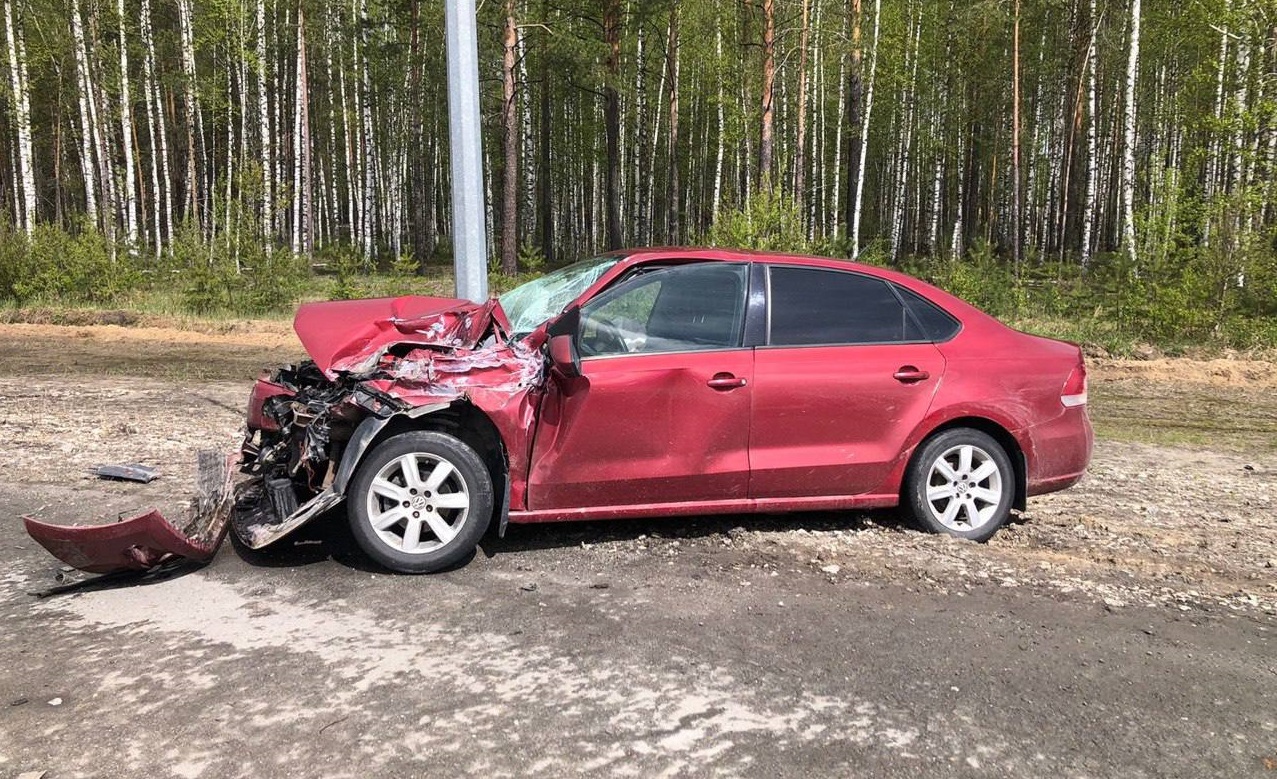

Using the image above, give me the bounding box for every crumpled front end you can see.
[234,296,544,549]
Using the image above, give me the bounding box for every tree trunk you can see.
[851,0,880,258]
[3,0,34,232]
[140,0,169,253]
[117,0,138,249]
[537,0,554,262]
[794,0,811,209]
[1081,0,1098,266]
[1121,0,1141,265]
[500,0,520,272]
[291,2,311,257]
[257,0,274,249]
[1011,0,1022,267]
[712,0,725,222]
[759,0,775,187]
[666,5,680,243]
[176,0,202,231]
[409,0,428,267]
[601,0,622,250]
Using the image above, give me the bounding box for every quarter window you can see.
[768,266,913,346]
[894,283,960,342]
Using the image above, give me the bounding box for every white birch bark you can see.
[70,0,97,223]
[357,0,374,258]
[712,0,725,222]
[117,0,138,249]
[1228,35,1251,199]
[632,24,646,243]
[851,0,881,259]
[951,116,964,258]
[1081,0,1099,266]
[140,0,168,252]
[1121,0,1141,265]
[889,8,919,261]
[518,20,534,237]
[177,0,203,229]
[1206,3,1230,205]
[3,0,33,231]
[832,40,845,236]
[337,16,356,245]
[928,108,942,252]
[292,3,312,256]
[257,0,274,247]
[225,61,238,267]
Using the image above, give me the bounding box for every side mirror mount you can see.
[547,305,581,378]
[549,334,580,378]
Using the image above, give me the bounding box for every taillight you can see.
[1061,360,1088,407]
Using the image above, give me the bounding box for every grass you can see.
[1089,381,1277,453]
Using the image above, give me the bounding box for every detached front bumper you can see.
[23,451,236,574]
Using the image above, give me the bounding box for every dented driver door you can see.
[527,263,753,512]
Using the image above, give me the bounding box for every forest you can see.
[0,0,1275,350]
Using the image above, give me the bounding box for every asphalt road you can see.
[1,480,1272,779]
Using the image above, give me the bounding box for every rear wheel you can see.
[347,431,493,573]
[903,428,1013,542]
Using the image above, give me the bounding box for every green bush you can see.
[4,221,139,305]
[704,187,812,253]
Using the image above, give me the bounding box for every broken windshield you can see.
[499,254,623,338]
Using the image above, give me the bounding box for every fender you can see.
[235,402,452,550]
[875,401,1032,509]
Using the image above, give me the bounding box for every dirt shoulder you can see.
[1,321,1273,617]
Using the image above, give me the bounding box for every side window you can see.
[579,263,748,356]
[768,266,913,346]
[894,283,961,342]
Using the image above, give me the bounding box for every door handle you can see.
[707,373,747,390]
[893,366,930,383]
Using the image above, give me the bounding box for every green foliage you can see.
[902,235,1277,354]
[703,188,812,253]
[0,220,139,305]
[518,242,547,273]
[321,243,370,301]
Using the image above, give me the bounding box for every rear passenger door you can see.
[749,265,947,499]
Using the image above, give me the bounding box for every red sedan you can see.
[234,249,1092,573]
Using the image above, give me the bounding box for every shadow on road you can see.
[222,504,939,574]
[28,557,211,598]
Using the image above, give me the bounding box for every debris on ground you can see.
[23,451,234,574]
[92,463,159,483]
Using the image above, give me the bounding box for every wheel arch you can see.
[904,416,1027,512]
[336,401,511,534]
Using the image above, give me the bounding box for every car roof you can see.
[603,247,1002,335]
[609,246,947,294]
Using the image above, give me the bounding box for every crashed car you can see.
[232,248,1093,573]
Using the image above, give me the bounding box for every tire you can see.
[903,428,1014,542]
[347,431,494,573]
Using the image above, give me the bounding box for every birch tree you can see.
[1121,0,1140,264]
[3,0,33,232]
[117,0,138,249]
[851,0,880,258]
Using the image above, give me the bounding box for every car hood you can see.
[294,295,513,378]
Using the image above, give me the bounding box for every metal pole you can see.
[444,0,489,302]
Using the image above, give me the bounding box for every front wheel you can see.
[903,429,1014,542]
[347,431,493,573]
